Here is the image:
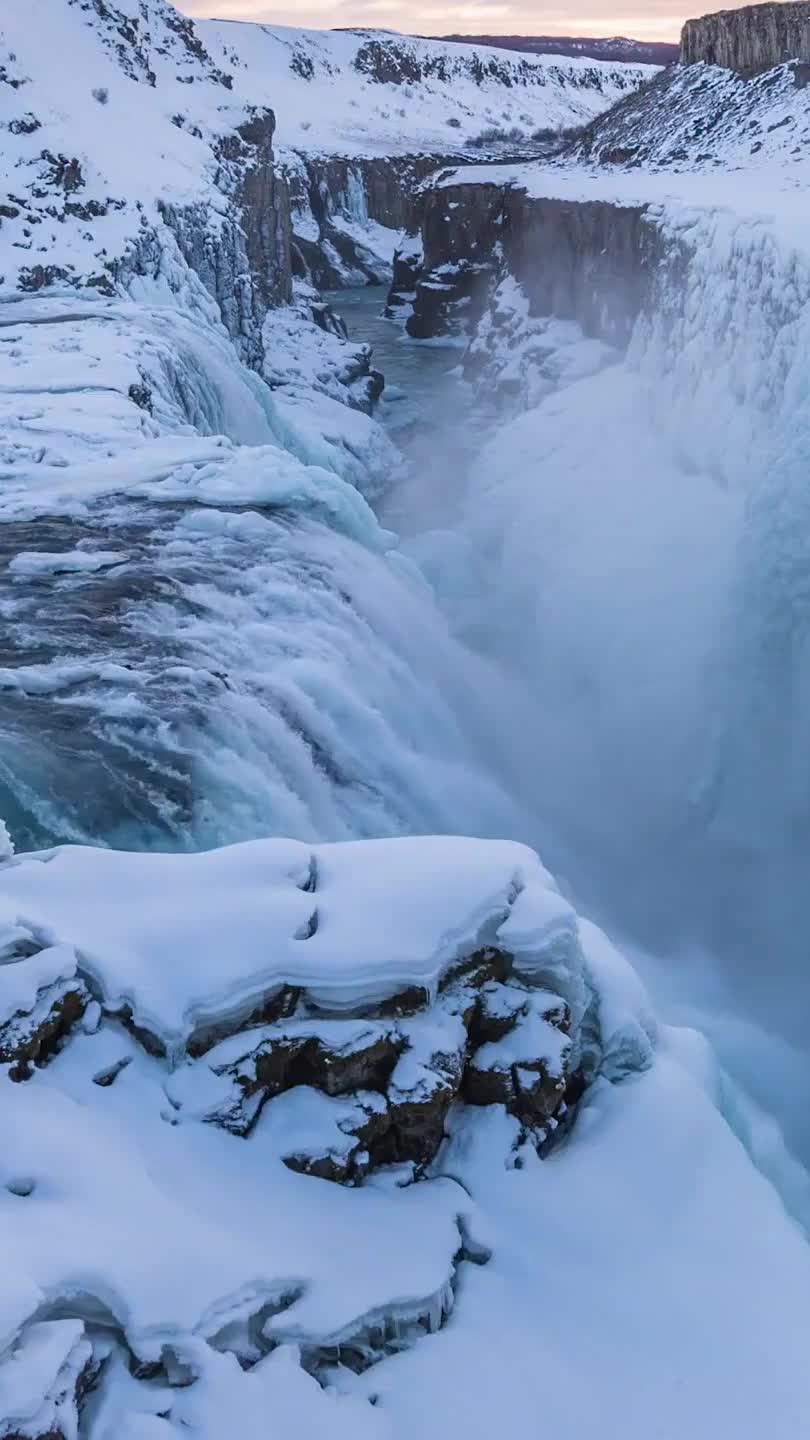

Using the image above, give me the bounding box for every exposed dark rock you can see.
[403,179,504,338]
[464,996,571,1128]
[1,981,89,1081]
[64,198,109,220]
[682,1,810,73]
[41,151,85,193]
[92,1055,133,1087]
[152,106,291,369]
[185,983,301,1060]
[290,46,315,80]
[384,1043,466,1166]
[128,381,153,413]
[286,152,458,290]
[8,114,41,135]
[202,962,576,1175]
[384,238,423,317]
[18,263,74,291]
[403,176,654,346]
[208,1021,405,1135]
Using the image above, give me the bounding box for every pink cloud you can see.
[175,0,751,43]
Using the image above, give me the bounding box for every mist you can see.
[345,220,810,1159]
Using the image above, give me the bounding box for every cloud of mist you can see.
[176,0,751,43]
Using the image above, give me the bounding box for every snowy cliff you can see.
[0,4,654,308]
[193,22,655,288]
[0,0,294,366]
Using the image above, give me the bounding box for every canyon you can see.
[4,3,810,1438]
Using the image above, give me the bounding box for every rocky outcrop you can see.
[399,177,654,344]
[199,959,578,1180]
[285,152,457,289]
[385,235,424,317]
[0,934,90,1081]
[0,979,89,1082]
[681,1,810,73]
[157,110,292,370]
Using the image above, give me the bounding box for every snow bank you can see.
[1,828,809,1438]
[0,834,575,1051]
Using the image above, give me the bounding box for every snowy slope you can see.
[2,831,810,1439]
[199,23,657,157]
[0,0,266,299]
[0,2,654,300]
[572,54,810,172]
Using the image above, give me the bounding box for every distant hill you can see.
[438,34,678,66]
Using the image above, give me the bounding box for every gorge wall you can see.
[681,1,810,72]
[396,177,656,346]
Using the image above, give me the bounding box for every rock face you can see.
[285,152,459,289]
[198,961,578,1180]
[158,111,292,369]
[397,177,654,344]
[681,2,810,73]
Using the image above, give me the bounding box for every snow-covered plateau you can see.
[5,0,810,1435]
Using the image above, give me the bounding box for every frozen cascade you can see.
[376,202,810,1162]
[7,262,810,1184]
[0,292,528,854]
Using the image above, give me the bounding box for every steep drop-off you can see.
[682,0,810,71]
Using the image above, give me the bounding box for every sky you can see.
[176,0,741,42]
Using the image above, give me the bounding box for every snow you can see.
[5,3,810,1435]
[0,1057,468,1358]
[356,1052,810,1439]
[0,1319,92,1440]
[0,835,571,1051]
[0,936,78,1029]
[199,22,655,159]
[3,828,810,1438]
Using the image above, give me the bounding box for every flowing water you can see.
[4,280,810,1168]
[334,286,810,1171]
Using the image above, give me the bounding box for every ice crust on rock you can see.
[0,835,575,1054]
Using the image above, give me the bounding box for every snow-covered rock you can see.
[2,830,810,1438]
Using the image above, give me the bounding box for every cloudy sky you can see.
[177,0,742,42]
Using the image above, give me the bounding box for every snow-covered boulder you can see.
[0,1319,100,1440]
[0,837,588,1177]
